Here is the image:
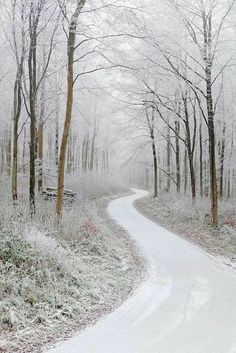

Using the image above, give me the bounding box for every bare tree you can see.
[163,0,236,223]
[10,0,26,201]
[56,0,87,220]
[23,0,59,213]
[144,104,158,197]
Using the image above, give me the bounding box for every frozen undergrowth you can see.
[135,193,236,265]
[0,178,143,353]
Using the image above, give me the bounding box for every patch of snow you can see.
[45,189,236,353]
[24,226,60,256]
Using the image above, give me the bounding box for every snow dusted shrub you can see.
[223,217,236,227]
[0,220,86,347]
[136,192,236,269]
[80,219,98,237]
[24,226,61,256]
[145,192,210,223]
[167,198,198,220]
[0,177,141,353]
[166,196,212,222]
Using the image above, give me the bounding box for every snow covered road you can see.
[45,189,236,353]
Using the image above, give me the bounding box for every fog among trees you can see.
[0,0,236,222]
[2,1,236,351]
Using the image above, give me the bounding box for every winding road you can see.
[46,189,236,353]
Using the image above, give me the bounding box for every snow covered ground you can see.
[135,193,236,266]
[0,191,143,353]
[45,189,236,353]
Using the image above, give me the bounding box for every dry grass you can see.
[0,177,144,353]
[135,193,236,266]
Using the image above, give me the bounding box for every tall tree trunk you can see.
[175,120,181,193]
[184,147,188,193]
[203,11,218,225]
[55,95,59,169]
[6,129,11,176]
[206,76,218,224]
[158,153,162,190]
[38,81,45,193]
[1,141,4,174]
[145,167,149,189]
[56,0,87,219]
[85,133,89,172]
[183,95,196,201]
[106,150,109,175]
[56,40,74,217]
[166,123,171,192]
[82,135,86,172]
[12,125,18,201]
[151,138,158,198]
[82,133,89,172]
[227,170,231,199]
[38,123,44,192]
[12,64,23,201]
[28,26,37,215]
[66,131,72,174]
[22,126,27,174]
[146,106,158,197]
[199,122,203,198]
[219,122,226,199]
[89,131,96,172]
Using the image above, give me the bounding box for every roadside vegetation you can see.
[135,193,236,267]
[0,176,144,353]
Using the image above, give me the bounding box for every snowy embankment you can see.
[0,193,144,353]
[44,189,236,353]
[135,193,236,267]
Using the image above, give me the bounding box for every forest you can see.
[0,0,236,352]
[0,0,235,223]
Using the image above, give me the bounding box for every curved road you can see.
[46,189,236,353]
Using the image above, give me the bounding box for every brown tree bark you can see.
[12,66,23,201]
[38,48,47,193]
[11,0,25,201]
[28,20,37,214]
[199,122,203,198]
[56,0,87,220]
